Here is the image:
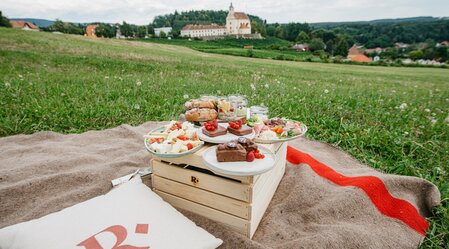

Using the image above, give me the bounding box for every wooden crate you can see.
[151,142,287,238]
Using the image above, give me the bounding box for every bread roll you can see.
[185,108,218,122]
[184,100,215,110]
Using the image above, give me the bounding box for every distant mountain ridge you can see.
[310,16,448,28]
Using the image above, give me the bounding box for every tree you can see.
[325,40,334,55]
[147,24,155,35]
[0,11,11,27]
[308,38,325,52]
[159,31,167,38]
[296,31,310,43]
[334,37,350,57]
[120,22,134,37]
[408,50,424,60]
[137,26,147,38]
[95,23,116,38]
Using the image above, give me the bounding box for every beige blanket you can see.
[0,122,440,248]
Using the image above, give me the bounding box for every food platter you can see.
[252,119,307,144]
[144,123,204,158]
[202,145,276,176]
[254,123,307,144]
[197,123,255,144]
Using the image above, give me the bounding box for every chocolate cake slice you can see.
[227,125,253,136]
[216,142,247,162]
[236,137,258,152]
[203,125,227,137]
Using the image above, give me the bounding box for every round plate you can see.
[202,145,276,176]
[198,123,255,144]
[254,123,308,144]
[144,126,204,158]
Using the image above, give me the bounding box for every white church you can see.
[180,3,255,38]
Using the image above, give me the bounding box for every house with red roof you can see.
[10,20,39,31]
[85,24,98,38]
[347,45,373,63]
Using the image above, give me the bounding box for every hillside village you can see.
[1,7,448,67]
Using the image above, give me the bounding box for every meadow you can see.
[0,28,448,248]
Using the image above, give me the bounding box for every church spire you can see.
[229,2,234,12]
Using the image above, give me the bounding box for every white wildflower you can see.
[136,80,142,86]
[391,90,396,93]
[424,108,430,113]
[324,89,329,94]
[183,94,189,99]
[404,131,409,135]
[430,117,437,125]
[133,104,140,110]
[264,83,269,88]
[18,74,23,78]
[293,87,297,90]
[104,76,109,79]
[60,93,65,97]
[250,83,256,91]
[399,103,408,110]
[4,82,10,87]
[445,115,449,123]
[217,90,221,94]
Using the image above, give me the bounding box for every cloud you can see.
[1,0,448,24]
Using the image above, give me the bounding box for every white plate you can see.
[144,126,204,158]
[198,123,255,144]
[254,123,308,144]
[202,145,276,176]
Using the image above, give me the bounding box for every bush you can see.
[246,48,254,57]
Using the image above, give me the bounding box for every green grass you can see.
[0,28,448,248]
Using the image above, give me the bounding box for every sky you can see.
[1,0,449,25]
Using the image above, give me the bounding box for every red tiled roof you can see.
[85,24,98,37]
[233,12,249,19]
[182,24,225,31]
[351,54,373,63]
[10,20,39,30]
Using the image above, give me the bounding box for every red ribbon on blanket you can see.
[286,146,429,236]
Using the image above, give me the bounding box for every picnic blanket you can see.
[0,122,440,249]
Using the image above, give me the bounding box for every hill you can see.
[10,18,54,28]
[310,16,445,28]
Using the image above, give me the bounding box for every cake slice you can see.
[228,125,253,136]
[203,125,227,137]
[216,142,247,162]
[236,137,258,152]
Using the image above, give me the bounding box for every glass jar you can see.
[250,105,269,120]
[234,95,248,118]
[217,97,236,121]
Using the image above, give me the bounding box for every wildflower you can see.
[324,89,329,94]
[104,76,109,79]
[217,90,221,94]
[430,118,437,125]
[61,93,65,97]
[183,94,189,99]
[293,87,297,90]
[136,80,142,86]
[4,82,10,87]
[399,103,408,110]
[133,104,140,110]
[264,83,269,88]
[424,109,430,113]
[18,74,23,78]
[445,115,449,123]
[404,131,409,135]
[250,83,256,91]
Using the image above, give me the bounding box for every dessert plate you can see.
[198,123,255,144]
[202,145,276,176]
[144,126,204,158]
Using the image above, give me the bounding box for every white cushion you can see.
[0,176,222,249]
